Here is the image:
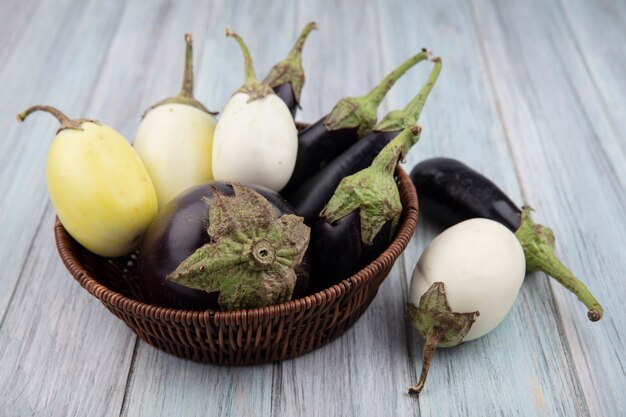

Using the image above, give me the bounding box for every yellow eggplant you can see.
[18,105,158,257]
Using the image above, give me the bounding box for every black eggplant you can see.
[280,49,431,196]
[410,157,603,321]
[312,125,423,288]
[138,182,310,311]
[290,56,442,226]
[289,129,397,225]
[273,83,298,116]
[263,22,317,117]
[311,212,393,292]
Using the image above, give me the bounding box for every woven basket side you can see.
[54,166,418,364]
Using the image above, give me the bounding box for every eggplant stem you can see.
[515,207,603,321]
[179,33,195,99]
[287,21,318,62]
[17,105,71,125]
[226,26,258,84]
[373,125,422,175]
[16,105,93,132]
[402,55,443,121]
[364,49,430,108]
[408,328,443,396]
[541,257,603,321]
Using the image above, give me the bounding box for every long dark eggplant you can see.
[312,124,423,288]
[263,22,317,117]
[280,49,432,196]
[290,56,442,226]
[410,157,603,321]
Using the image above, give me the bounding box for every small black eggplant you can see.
[290,56,442,226]
[138,182,310,311]
[312,125,423,288]
[410,157,603,321]
[263,22,318,117]
[280,49,431,196]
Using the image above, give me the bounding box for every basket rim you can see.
[55,166,418,324]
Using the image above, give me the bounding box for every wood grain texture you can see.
[470,1,626,416]
[379,0,590,415]
[0,0,127,321]
[0,208,136,417]
[558,0,626,186]
[0,1,134,415]
[0,0,42,65]
[0,0,624,416]
[272,2,419,416]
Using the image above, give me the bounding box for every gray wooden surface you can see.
[0,0,624,416]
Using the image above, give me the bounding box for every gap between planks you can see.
[468,2,592,415]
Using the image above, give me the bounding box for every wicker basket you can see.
[54,166,418,365]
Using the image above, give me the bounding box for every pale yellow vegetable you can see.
[18,105,158,257]
[134,103,215,208]
[134,34,217,209]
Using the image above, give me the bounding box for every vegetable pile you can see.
[406,158,604,394]
[19,25,439,310]
[18,23,602,397]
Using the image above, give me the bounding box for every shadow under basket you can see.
[54,166,418,365]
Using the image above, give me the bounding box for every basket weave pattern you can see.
[55,167,418,365]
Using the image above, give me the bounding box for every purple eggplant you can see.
[290,56,442,226]
[410,157,603,321]
[410,158,520,230]
[280,49,432,196]
[138,182,310,311]
[312,124,423,288]
[263,22,317,117]
[310,212,393,292]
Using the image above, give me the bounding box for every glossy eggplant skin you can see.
[280,118,359,197]
[273,83,298,118]
[138,182,305,311]
[290,129,400,225]
[410,157,521,232]
[311,212,392,291]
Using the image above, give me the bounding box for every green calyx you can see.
[167,183,310,311]
[375,56,442,132]
[514,206,603,321]
[323,49,430,137]
[226,26,274,102]
[262,22,317,106]
[16,105,100,133]
[320,125,422,245]
[145,34,217,117]
[407,282,479,396]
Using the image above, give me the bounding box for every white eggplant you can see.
[407,218,526,395]
[134,34,217,209]
[212,27,298,192]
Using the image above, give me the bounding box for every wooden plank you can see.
[272,265,420,417]
[0,1,193,416]
[121,350,276,417]
[470,0,626,416]
[0,0,42,64]
[378,0,592,415]
[0,1,138,414]
[292,0,384,123]
[271,2,420,416]
[558,0,626,184]
[0,209,136,416]
[119,1,299,416]
[0,0,126,321]
[1,1,623,416]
